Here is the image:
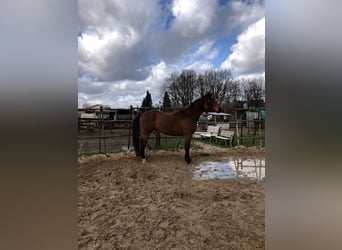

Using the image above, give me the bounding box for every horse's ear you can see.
[207,92,212,97]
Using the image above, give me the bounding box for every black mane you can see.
[188,96,204,111]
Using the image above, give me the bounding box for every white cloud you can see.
[221,17,265,75]
[78,0,162,81]
[171,0,217,35]
[78,0,265,108]
[193,40,215,58]
[186,61,215,72]
[153,0,264,64]
[78,61,177,108]
[220,0,265,33]
[191,40,219,61]
[234,71,265,81]
[78,27,145,81]
[205,47,219,60]
[151,0,219,62]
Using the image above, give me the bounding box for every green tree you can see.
[162,91,172,112]
[141,90,152,109]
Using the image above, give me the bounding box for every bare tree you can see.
[197,70,232,104]
[165,73,181,107]
[164,69,265,112]
[165,69,244,111]
[166,70,197,107]
[226,79,241,103]
[222,79,243,113]
[243,79,265,108]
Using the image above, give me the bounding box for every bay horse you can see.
[132,92,222,164]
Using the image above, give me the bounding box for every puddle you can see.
[193,158,265,181]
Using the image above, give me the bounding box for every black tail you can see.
[132,113,141,157]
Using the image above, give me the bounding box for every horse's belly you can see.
[157,121,195,136]
[155,113,196,136]
[158,125,183,136]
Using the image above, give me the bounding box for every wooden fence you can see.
[78,117,265,156]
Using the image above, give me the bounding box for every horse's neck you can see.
[188,99,204,120]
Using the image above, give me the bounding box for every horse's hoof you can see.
[185,159,192,164]
[142,159,146,164]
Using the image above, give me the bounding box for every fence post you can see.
[253,120,257,145]
[98,107,102,154]
[127,106,133,149]
[258,114,262,148]
[240,120,243,145]
[236,120,240,146]
[102,106,107,154]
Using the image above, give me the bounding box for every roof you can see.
[86,104,111,110]
[208,112,232,116]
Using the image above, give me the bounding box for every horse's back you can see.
[140,110,196,136]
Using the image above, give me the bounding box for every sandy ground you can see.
[78,143,265,249]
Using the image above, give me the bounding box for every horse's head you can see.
[203,92,222,112]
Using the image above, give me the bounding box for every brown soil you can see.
[78,143,265,249]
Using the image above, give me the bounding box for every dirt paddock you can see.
[78,143,265,249]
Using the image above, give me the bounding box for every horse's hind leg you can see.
[184,134,193,164]
[140,135,148,163]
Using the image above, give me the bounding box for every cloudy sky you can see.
[78,0,265,108]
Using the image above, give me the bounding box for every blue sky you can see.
[78,0,265,108]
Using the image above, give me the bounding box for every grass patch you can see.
[78,149,124,158]
[237,136,265,147]
[147,135,202,151]
[194,135,265,148]
[78,153,96,158]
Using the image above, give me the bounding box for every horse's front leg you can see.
[184,134,192,164]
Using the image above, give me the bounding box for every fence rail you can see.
[78,118,265,155]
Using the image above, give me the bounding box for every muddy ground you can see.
[78,143,265,249]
